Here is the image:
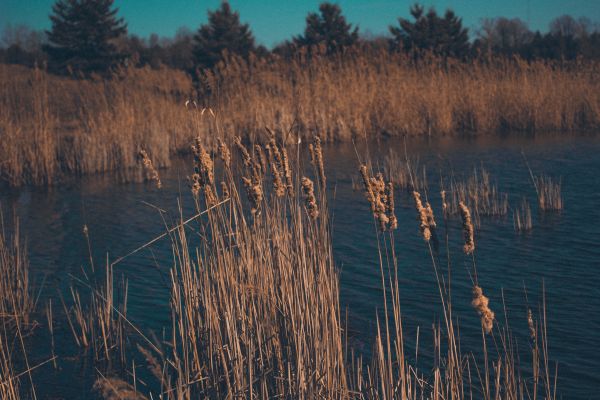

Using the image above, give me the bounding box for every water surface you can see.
[2,134,600,399]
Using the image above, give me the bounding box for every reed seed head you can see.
[472,285,495,334]
[139,149,162,189]
[459,201,475,254]
[301,177,319,219]
[386,182,398,230]
[234,136,252,168]
[413,191,431,241]
[217,138,231,169]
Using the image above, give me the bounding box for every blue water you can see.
[2,135,599,399]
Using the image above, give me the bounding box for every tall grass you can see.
[77,133,555,399]
[2,50,599,186]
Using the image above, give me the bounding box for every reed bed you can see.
[2,50,600,186]
[355,156,555,400]
[445,167,509,227]
[534,175,563,211]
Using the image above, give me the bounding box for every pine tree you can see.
[194,1,256,70]
[45,0,127,73]
[390,4,469,59]
[294,2,358,54]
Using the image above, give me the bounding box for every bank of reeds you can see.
[2,49,599,186]
[442,167,508,227]
[534,175,563,211]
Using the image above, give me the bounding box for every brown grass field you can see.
[1,49,599,186]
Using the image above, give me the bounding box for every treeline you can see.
[1,1,599,75]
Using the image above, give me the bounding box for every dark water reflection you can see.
[2,135,600,399]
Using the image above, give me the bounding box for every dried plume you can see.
[93,376,148,400]
[472,285,495,334]
[136,344,163,382]
[359,165,393,231]
[459,201,475,254]
[217,138,231,169]
[359,165,376,213]
[425,202,436,229]
[413,191,431,241]
[234,136,252,168]
[265,141,285,197]
[309,135,326,190]
[190,138,217,205]
[281,146,294,196]
[301,177,319,219]
[138,149,161,189]
[254,144,267,175]
[386,182,398,230]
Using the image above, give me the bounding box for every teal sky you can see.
[1,0,599,47]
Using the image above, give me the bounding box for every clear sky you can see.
[1,0,599,48]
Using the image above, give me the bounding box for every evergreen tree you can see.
[45,0,127,73]
[294,2,358,54]
[390,4,469,59]
[194,1,256,70]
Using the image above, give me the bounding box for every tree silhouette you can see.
[294,2,358,54]
[194,1,256,70]
[390,4,469,59]
[45,0,127,73]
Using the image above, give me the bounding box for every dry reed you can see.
[3,51,600,186]
[459,201,475,254]
[472,285,495,334]
[138,149,162,189]
[535,175,563,211]
[514,197,533,232]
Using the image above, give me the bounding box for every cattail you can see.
[281,147,293,196]
[309,135,326,190]
[217,138,231,169]
[413,191,431,241]
[234,136,252,168]
[301,177,319,219]
[459,201,475,254]
[472,285,495,334]
[386,182,398,230]
[139,149,161,189]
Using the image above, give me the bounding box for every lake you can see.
[2,134,599,399]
